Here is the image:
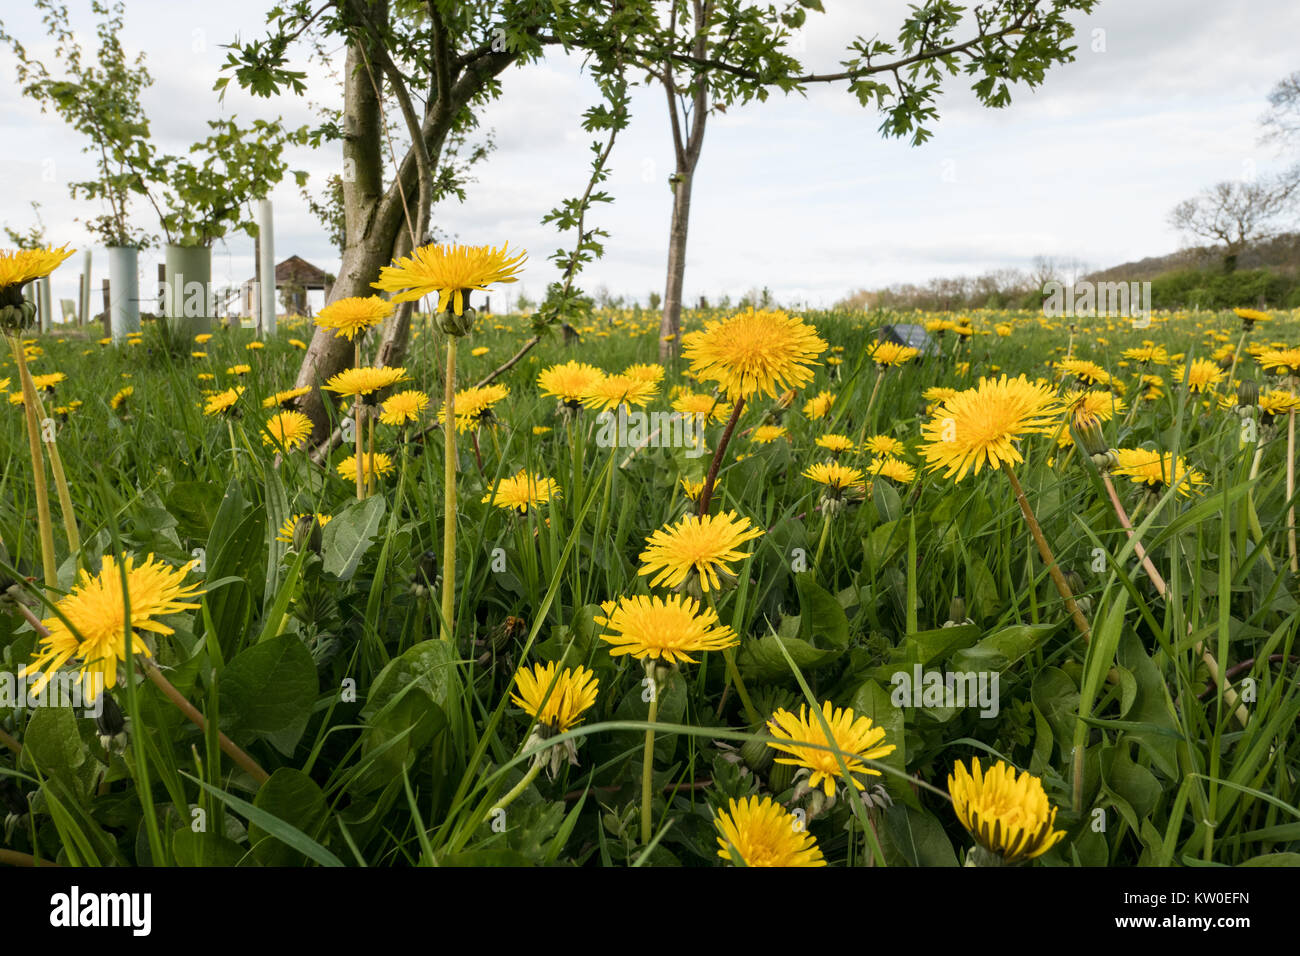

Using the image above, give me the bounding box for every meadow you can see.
[2,286,1300,868]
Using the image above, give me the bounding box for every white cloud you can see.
[3,0,1300,312]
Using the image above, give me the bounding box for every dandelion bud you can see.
[768,759,797,794]
[411,549,439,598]
[95,691,126,738]
[947,596,966,624]
[95,692,129,754]
[292,514,324,554]
[438,304,476,336]
[740,735,775,773]
[1237,380,1259,410]
[1064,569,1085,597]
[0,299,36,332]
[1075,418,1110,459]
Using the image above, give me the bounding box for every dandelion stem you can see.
[8,335,57,590]
[1288,409,1297,574]
[491,759,543,816]
[698,397,744,513]
[0,848,58,868]
[441,335,458,642]
[0,726,21,756]
[354,340,364,500]
[1101,473,1249,728]
[22,383,79,562]
[366,408,377,497]
[813,506,833,571]
[1001,462,1093,645]
[641,688,659,845]
[142,661,271,786]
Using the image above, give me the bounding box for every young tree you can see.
[1168,171,1300,273]
[221,0,640,438]
[0,0,161,247]
[634,0,1100,359]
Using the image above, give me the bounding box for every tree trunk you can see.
[658,165,696,361]
[289,7,518,441]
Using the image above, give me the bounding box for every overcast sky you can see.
[2,0,1298,312]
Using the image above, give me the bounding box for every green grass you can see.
[1,303,1298,867]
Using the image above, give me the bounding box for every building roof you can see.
[245,255,332,288]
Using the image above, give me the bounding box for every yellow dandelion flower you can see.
[803,461,865,492]
[864,434,906,457]
[815,433,856,455]
[110,386,133,411]
[471,346,490,357]
[203,387,244,417]
[0,244,75,291]
[379,389,429,426]
[262,410,313,449]
[194,333,213,345]
[1257,347,1300,377]
[948,758,1065,864]
[637,511,763,593]
[1174,358,1225,393]
[482,469,560,513]
[868,457,916,483]
[315,296,395,341]
[262,386,312,408]
[510,662,599,734]
[323,366,410,399]
[1112,447,1207,497]
[1054,358,1112,388]
[766,701,896,797]
[595,593,738,664]
[538,360,604,403]
[919,375,1063,482]
[683,308,826,401]
[438,383,509,432]
[868,341,919,367]
[20,554,203,702]
[671,390,732,423]
[803,390,835,420]
[370,242,526,314]
[578,373,658,411]
[622,362,665,385]
[31,371,65,391]
[275,513,332,543]
[715,795,825,867]
[749,424,787,444]
[336,452,395,482]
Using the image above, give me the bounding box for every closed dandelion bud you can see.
[741,735,775,773]
[416,550,439,589]
[95,692,129,754]
[292,514,323,554]
[95,691,126,738]
[438,305,476,336]
[1075,418,1110,459]
[1237,380,1259,410]
[768,759,796,794]
[947,596,966,625]
[0,299,35,332]
[1064,570,1085,596]
[1091,449,1119,472]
